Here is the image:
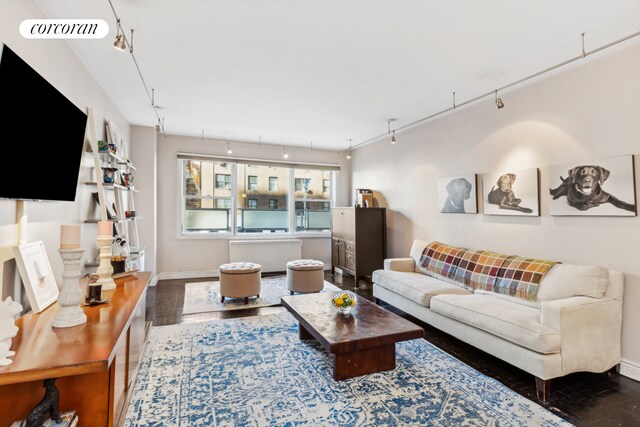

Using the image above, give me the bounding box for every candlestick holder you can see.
[52,248,87,328]
[96,236,116,291]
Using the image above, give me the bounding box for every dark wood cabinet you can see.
[331,207,386,286]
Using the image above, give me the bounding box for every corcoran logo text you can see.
[20,19,108,39]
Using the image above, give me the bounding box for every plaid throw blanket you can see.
[452,250,511,290]
[419,242,467,280]
[494,256,558,301]
[419,241,558,301]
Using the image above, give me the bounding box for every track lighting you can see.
[495,90,504,109]
[283,146,289,159]
[346,139,352,159]
[387,119,397,144]
[227,141,233,155]
[113,19,126,51]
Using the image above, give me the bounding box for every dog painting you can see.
[483,168,539,216]
[549,155,636,216]
[437,175,478,214]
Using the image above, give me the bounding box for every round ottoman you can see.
[287,259,325,295]
[219,262,261,304]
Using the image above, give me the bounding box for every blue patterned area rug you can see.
[125,313,571,426]
[182,276,341,314]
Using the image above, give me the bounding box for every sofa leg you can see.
[244,297,249,305]
[220,296,225,303]
[535,377,550,401]
[374,297,380,305]
[609,364,620,375]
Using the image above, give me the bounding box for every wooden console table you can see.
[0,272,151,427]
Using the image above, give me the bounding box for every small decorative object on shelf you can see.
[122,172,134,188]
[15,378,63,427]
[0,296,22,366]
[11,410,78,427]
[102,167,117,184]
[125,210,136,218]
[96,220,116,291]
[97,139,109,152]
[53,224,86,328]
[85,282,103,304]
[331,291,357,314]
[111,255,126,274]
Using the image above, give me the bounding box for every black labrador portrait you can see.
[441,178,473,213]
[487,173,534,214]
[549,165,636,212]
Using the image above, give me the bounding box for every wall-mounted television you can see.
[0,44,87,202]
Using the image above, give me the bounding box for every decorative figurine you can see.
[22,378,62,427]
[0,296,22,366]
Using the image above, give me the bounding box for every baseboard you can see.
[620,358,640,381]
[148,275,159,287]
[156,270,220,281]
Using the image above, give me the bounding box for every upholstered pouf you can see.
[287,259,325,295]
[219,262,261,304]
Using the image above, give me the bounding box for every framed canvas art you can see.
[437,174,478,213]
[12,241,58,313]
[482,168,540,216]
[549,155,636,216]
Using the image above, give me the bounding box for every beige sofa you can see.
[372,240,623,400]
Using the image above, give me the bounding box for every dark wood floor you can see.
[146,272,640,426]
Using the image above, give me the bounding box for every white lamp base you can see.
[52,248,87,329]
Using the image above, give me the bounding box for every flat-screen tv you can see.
[0,44,87,201]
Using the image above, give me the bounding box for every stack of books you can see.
[11,410,78,427]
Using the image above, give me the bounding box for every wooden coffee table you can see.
[281,293,424,380]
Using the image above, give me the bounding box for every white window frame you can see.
[177,156,338,239]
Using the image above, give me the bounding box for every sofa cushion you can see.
[430,294,561,354]
[536,264,609,301]
[418,241,468,281]
[372,270,471,307]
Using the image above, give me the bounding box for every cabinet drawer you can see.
[345,241,356,253]
[345,251,356,271]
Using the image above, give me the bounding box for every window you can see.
[237,164,289,233]
[180,155,337,235]
[248,175,258,191]
[294,169,332,232]
[215,173,231,189]
[269,176,278,191]
[182,159,232,233]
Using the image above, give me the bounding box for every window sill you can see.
[176,232,332,240]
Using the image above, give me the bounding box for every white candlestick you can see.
[96,236,116,291]
[52,248,87,328]
[60,224,82,249]
[98,220,112,237]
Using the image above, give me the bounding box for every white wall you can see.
[352,43,640,376]
[154,133,350,276]
[130,126,157,275]
[0,0,130,300]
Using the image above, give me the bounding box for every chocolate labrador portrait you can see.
[441,178,473,213]
[549,165,636,212]
[487,173,534,214]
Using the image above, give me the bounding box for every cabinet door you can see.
[128,290,147,387]
[332,208,355,242]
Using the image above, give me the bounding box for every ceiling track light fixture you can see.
[227,141,233,154]
[452,92,456,109]
[349,31,640,151]
[387,119,397,144]
[346,139,352,159]
[495,90,504,109]
[283,146,289,159]
[108,0,162,133]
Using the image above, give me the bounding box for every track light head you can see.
[283,146,289,159]
[226,141,232,154]
[113,34,126,51]
[346,151,351,160]
[390,130,397,144]
[494,89,504,109]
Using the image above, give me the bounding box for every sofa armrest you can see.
[540,296,621,373]
[383,258,415,272]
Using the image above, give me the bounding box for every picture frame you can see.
[549,155,637,216]
[12,241,59,313]
[482,168,540,216]
[437,174,478,214]
[107,119,121,156]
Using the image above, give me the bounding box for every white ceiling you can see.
[35,0,640,150]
